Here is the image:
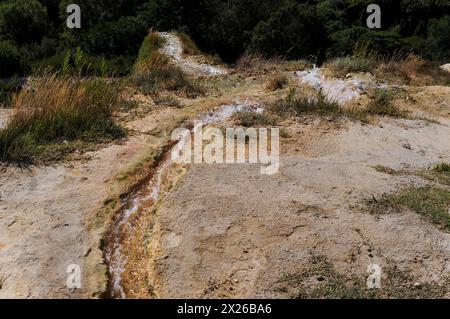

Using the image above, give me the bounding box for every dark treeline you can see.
[0,0,449,77]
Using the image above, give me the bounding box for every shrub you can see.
[0,40,29,77]
[0,73,125,162]
[0,0,48,45]
[249,3,326,60]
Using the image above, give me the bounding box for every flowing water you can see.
[105,101,263,298]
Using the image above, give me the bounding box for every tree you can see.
[0,0,48,45]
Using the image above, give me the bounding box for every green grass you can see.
[276,254,449,299]
[176,32,202,56]
[269,88,342,117]
[132,33,204,97]
[373,165,402,175]
[134,32,166,68]
[366,187,450,232]
[365,89,408,118]
[434,163,450,173]
[0,74,125,163]
[0,77,21,107]
[326,56,377,78]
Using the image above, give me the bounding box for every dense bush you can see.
[0,0,449,78]
[0,0,48,45]
[0,40,29,77]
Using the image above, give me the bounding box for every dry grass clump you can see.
[236,52,312,75]
[0,73,124,162]
[233,111,278,127]
[376,53,425,83]
[265,72,288,91]
[236,52,282,75]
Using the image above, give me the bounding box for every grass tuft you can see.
[325,56,377,78]
[366,187,450,232]
[234,111,278,127]
[365,89,408,118]
[269,88,342,117]
[265,72,288,91]
[276,254,449,299]
[0,73,125,163]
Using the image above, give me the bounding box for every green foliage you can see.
[0,40,29,77]
[367,187,450,232]
[270,88,342,117]
[0,74,125,163]
[0,0,449,77]
[366,89,408,118]
[0,76,21,107]
[250,3,327,60]
[0,0,48,45]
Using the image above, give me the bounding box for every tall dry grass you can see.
[0,72,124,162]
[376,53,425,83]
[236,52,311,75]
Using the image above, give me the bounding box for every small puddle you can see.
[105,101,263,298]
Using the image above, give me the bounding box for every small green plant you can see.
[434,163,450,173]
[61,50,71,75]
[365,89,408,118]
